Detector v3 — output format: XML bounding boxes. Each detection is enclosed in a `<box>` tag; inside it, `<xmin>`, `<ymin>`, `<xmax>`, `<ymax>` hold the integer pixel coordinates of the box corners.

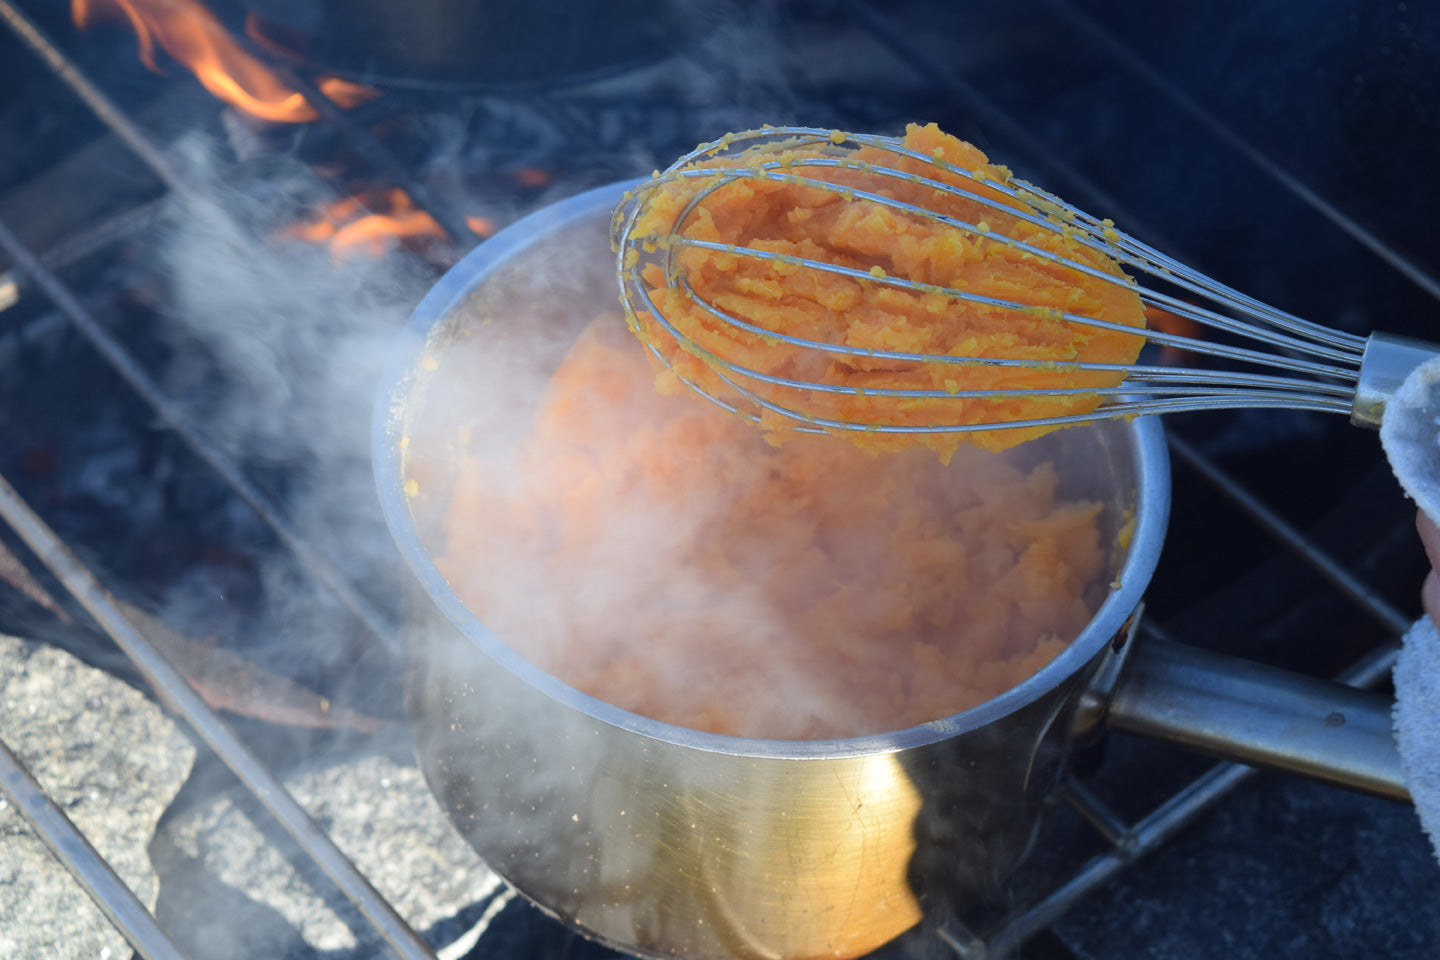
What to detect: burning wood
<box><xmin>277</xmin><ymin>188</ymin><xmax>494</xmax><ymax>260</ymax></box>
<box><xmin>512</xmin><ymin>167</ymin><xmax>552</xmax><ymax>188</ymax></box>
<box><xmin>71</xmin><ymin>0</ymin><xmax>377</xmax><ymax>123</ymax></box>
<box><xmin>115</xmin><ymin>599</ymin><xmax>385</xmax><ymax>733</ymax></box>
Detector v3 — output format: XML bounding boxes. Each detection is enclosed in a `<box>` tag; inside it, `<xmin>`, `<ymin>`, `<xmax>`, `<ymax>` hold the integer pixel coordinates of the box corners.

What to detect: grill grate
<box><xmin>0</xmin><ymin>1</ymin><xmax>1433</xmax><ymax>957</ymax></box>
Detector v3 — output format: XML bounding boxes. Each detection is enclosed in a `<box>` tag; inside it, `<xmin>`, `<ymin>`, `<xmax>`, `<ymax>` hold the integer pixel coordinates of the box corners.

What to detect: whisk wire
<box><xmin>630</xmin><ymin>264</ymin><xmax>1355</xmax><ymax>411</ymax></box>
<box><xmin>651</xmin><ymin>156</ymin><xmax>1364</xmax><ymax>368</ymax></box>
<box><xmin>616</xmin><ymin>126</ymin><xmax>1381</xmax><ymax>439</ymax></box>
<box><xmin>717</xmin><ymin>129</ymin><xmax>1368</xmax><ymax>358</ymax></box>
<box><xmin>663</xmin><ymin>236</ymin><xmax>1359</xmax><ymax>384</ymax></box>
<box><xmin>631</xmin><ymin>303</ymin><xmax>1354</xmax><ymax>440</ymax></box>
<box><xmin>708</xmin><ymin>360</ymin><xmax>1354</xmax><ymax>435</ymax></box>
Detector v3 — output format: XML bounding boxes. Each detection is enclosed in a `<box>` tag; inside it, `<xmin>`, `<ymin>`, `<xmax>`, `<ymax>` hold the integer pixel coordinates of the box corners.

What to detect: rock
<box><xmin>154</xmin><ymin>751</ymin><xmax>502</xmax><ymax>957</ymax></box>
<box><xmin>0</xmin><ymin>633</ymin><xmax>195</xmax><ymax>958</ymax></box>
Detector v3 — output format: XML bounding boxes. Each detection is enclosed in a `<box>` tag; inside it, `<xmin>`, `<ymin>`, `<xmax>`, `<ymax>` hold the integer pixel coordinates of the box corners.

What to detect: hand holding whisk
<box><xmin>612</xmin><ymin>123</ymin><xmax>1439</xmax><ymax>457</ymax></box>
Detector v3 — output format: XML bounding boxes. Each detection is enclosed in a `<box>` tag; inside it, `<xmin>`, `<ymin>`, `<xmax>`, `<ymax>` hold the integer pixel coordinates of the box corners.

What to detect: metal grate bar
<box><xmin>0</xmin><ymin>0</ymin><xmax>193</xmax><ymax>200</ymax></box>
<box><xmin>839</xmin><ymin>0</ymin><xmax>1163</xmax><ymax>248</ymax></box>
<box><xmin>973</xmin><ymin>628</ymin><xmax>1402</xmax><ymax>957</ymax></box>
<box><xmin>1062</xmin><ymin>781</ymin><xmax>1131</xmax><ymax>852</ymax></box>
<box><xmin>0</xmin><ymin>197</ymin><xmax>167</xmax><ymax>315</ymax></box>
<box><xmin>0</xmin><ymin>737</ymin><xmax>192</xmax><ymax>960</ymax></box>
<box><xmin>1167</xmin><ymin>433</ymin><xmax>1412</xmax><ymax>636</ymax></box>
<box><xmin>1044</xmin><ymin>0</ymin><xmax>1440</xmax><ymax>305</ymax></box>
<box><xmin>0</xmin><ymin>215</ymin><xmax>400</xmax><ymax>648</ymax></box>
<box><xmin>0</xmin><ymin>470</ymin><xmax>436</xmax><ymax>960</ymax></box>
<box><xmin>985</xmin><ymin>761</ymin><xmax>1257</xmax><ymax>957</ymax></box>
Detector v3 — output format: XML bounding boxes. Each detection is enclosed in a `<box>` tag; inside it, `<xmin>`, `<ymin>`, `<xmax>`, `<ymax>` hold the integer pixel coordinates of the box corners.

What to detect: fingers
<box><xmin>1418</xmin><ymin>509</ymin><xmax>1440</xmax><ymax>573</ymax></box>
<box><xmin>1415</xmin><ymin>511</ymin><xmax>1440</xmax><ymax>631</ymax></box>
<box><xmin>1425</xmin><ymin>571</ymin><xmax>1440</xmax><ymax>632</ymax></box>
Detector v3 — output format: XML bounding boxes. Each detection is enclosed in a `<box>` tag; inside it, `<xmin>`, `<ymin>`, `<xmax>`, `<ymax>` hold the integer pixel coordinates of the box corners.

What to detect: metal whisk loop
<box><xmin>614</xmin><ymin>126</ymin><xmax>1387</xmax><ymax>438</ymax></box>
<box><xmin>659</xmin><ymin>339</ymin><xmax>1353</xmax><ymax>437</ymax></box>
<box><xmin>672</xmin><ymin>136</ymin><xmax>1362</xmax><ymax>363</ymax></box>
<box><xmin>663</xmin><ymin>236</ymin><xmax>1357</xmax><ymax>382</ymax></box>
<box><xmin>1008</xmin><ymin>174</ymin><xmax>1364</xmax><ymax>353</ymax></box>
<box><xmin>654</xmin><ymin>128</ymin><xmax>1366</xmax><ymax>354</ymax></box>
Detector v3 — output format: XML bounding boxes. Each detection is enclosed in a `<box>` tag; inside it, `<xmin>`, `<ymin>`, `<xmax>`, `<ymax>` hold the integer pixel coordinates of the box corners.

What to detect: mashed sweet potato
<box><xmin>624</xmin><ymin>123</ymin><xmax>1146</xmax><ymax>458</ymax></box>
<box><xmin>435</xmin><ymin>312</ymin><xmax>1109</xmax><ymax>740</ymax></box>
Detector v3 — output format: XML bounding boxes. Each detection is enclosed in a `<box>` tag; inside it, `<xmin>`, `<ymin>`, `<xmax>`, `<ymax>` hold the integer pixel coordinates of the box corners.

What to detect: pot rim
<box><xmin>373</xmin><ymin>180</ymin><xmax>1172</xmax><ymax>760</ymax></box>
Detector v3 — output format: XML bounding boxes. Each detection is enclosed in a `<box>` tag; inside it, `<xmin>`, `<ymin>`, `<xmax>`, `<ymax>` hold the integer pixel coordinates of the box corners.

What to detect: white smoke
<box><xmin>154</xmin><ymin>136</ymin><xmax>434</xmax><ymax>657</ymax></box>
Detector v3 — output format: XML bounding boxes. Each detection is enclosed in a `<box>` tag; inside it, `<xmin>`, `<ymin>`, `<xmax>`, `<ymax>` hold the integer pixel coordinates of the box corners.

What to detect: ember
<box><xmin>512</xmin><ymin>167</ymin><xmax>552</xmax><ymax>187</ymax></box>
<box><xmin>1144</xmin><ymin>303</ymin><xmax>1205</xmax><ymax>366</ymax></box>
<box><xmin>276</xmin><ymin>187</ymin><xmax>495</xmax><ymax>260</ymax></box>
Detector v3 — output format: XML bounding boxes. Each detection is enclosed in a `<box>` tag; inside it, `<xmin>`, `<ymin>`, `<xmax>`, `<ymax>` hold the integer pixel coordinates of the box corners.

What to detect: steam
<box><xmin>156</xmin><ymin>137</ymin><xmax>429</xmax><ymax>666</ymax></box>
<box><xmin>407</xmin><ymin>185</ymin><xmax>1107</xmax><ymax>742</ymax></box>
<box><xmin>147</xmin><ymin>134</ymin><xmax>526</xmax><ymax>953</ymax></box>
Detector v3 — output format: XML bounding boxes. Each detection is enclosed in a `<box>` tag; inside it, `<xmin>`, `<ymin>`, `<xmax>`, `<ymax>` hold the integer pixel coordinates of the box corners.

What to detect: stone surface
<box><xmin>0</xmin><ymin>633</ymin><xmax>195</xmax><ymax>958</ymax></box>
<box><xmin>153</xmin><ymin>750</ymin><xmax>503</xmax><ymax>958</ymax></box>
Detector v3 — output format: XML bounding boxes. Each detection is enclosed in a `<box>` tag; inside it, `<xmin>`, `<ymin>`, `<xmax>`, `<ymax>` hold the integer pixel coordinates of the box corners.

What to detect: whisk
<box><xmin>611</xmin><ymin>126</ymin><xmax>1439</xmax><ymax>448</ymax></box>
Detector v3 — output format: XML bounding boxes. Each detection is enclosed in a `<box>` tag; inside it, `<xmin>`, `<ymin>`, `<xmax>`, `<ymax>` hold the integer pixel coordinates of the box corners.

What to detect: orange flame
<box><xmin>1144</xmin><ymin>305</ymin><xmax>1204</xmax><ymax>366</ymax></box>
<box><xmin>464</xmin><ymin>215</ymin><xmax>497</xmax><ymax>237</ymax></box>
<box><xmin>277</xmin><ymin>188</ymin><xmax>495</xmax><ymax>260</ymax></box>
<box><xmin>513</xmin><ymin>167</ymin><xmax>552</xmax><ymax>188</ymax></box>
<box><xmin>73</xmin><ymin>0</ymin><xmax>377</xmax><ymax>123</ymax></box>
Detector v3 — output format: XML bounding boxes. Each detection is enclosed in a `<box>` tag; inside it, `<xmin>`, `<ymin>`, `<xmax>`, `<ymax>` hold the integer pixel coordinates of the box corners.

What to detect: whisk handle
<box><xmin>1352</xmin><ymin>332</ymin><xmax>1440</xmax><ymax>429</ymax></box>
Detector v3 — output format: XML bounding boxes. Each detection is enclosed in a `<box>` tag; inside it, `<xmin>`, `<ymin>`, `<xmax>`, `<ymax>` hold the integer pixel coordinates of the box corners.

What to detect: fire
<box><xmin>72</xmin><ymin>0</ymin><xmax>377</xmax><ymax>123</ymax></box>
<box><xmin>1143</xmin><ymin>304</ymin><xmax>1204</xmax><ymax>366</ymax></box>
<box><xmin>513</xmin><ymin>167</ymin><xmax>552</xmax><ymax>188</ymax></box>
<box><xmin>278</xmin><ymin>188</ymin><xmax>495</xmax><ymax>260</ymax></box>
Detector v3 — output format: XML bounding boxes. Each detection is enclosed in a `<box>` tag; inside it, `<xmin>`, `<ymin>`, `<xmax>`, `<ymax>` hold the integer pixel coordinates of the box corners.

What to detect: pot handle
<box><xmin>1094</xmin><ymin>636</ymin><xmax>1408</xmax><ymax>803</ymax></box>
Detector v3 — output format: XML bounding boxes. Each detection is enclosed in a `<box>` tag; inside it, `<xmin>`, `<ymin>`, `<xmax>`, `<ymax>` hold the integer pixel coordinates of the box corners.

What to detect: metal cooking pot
<box><xmin>374</xmin><ymin>182</ymin><xmax>1405</xmax><ymax>960</ymax></box>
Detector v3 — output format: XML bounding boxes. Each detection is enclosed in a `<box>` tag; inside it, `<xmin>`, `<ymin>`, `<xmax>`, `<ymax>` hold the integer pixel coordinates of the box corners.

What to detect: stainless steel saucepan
<box><xmin>373</xmin><ymin>182</ymin><xmax>1404</xmax><ymax>960</ymax></box>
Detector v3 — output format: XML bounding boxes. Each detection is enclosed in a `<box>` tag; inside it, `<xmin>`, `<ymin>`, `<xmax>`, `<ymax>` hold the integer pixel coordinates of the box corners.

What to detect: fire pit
<box><xmin>0</xmin><ymin>0</ymin><xmax>1437</xmax><ymax>958</ymax></box>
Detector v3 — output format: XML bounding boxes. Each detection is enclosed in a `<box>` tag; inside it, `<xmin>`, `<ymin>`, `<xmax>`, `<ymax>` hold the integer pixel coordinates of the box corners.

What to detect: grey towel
<box><xmin>1378</xmin><ymin>356</ymin><xmax>1440</xmax><ymax>861</ymax></box>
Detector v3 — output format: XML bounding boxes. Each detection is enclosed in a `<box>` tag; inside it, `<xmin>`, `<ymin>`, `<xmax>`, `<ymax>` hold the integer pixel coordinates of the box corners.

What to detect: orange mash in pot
<box><xmin>435</xmin><ymin>313</ymin><xmax>1108</xmax><ymax>740</ymax></box>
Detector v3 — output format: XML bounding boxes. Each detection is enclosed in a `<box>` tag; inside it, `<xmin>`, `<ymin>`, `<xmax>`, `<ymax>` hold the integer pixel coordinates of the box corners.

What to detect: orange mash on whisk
<box><xmin>623</xmin><ymin>123</ymin><xmax>1146</xmax><ymax>457</ymax></box>
<box><xmin>436</xmin><ymin>313</ymin><xmax>1108</xmax><ymax>740</ymax></box>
